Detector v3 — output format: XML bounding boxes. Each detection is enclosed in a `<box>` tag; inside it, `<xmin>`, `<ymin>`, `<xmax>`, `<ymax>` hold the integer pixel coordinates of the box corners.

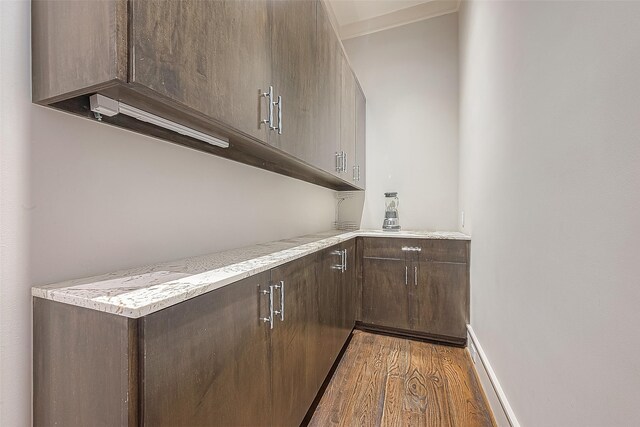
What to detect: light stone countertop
<box><xmin>32</xmin><ymin>229</ymin><xmax>470</xmax><ymax>318</ymax></box>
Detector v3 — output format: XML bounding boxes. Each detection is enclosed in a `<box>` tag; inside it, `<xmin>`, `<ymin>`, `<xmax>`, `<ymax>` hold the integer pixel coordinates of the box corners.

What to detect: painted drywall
<box><xmin>344</xmin><ymin>13</ymin><xmax>459</xmax><ymax>231</ymax></box>
<box><xmin>0</xmin><ymin>1</ymin><xmax>335</xmax><ymax>424</ymax></box>
<box><xmin>459</xmin><ymin>1</ymin><xmax>640</xmax><ymax>426</ymax></box>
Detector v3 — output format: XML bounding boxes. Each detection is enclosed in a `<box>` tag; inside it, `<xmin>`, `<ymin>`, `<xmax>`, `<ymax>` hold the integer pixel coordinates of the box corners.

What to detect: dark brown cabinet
<box><xmin>268</xmin><ymin>0</ymin><xmax>317</xmax><ymax>161</ymax></box>
<box><xmin>34</xmin><ymin>252</ymin><xmax>351</xmax><ymax>426</ymax></box>
<box><xmin>317</xmin><ymin>245</ymin><xmax>346</xmax><ymax>378</ymax></box>
<box><xmin>270</xmin><ymin>255</ymin><xmax>320</xmax><ymax>427</ymax></box>
<box><xmin>141</xmin><ymin>272</ymin><xmax>273</xmax><ymax>426</ymax></box>
<box><xmin>354</xmin><ymin>83</ymin><xmax>366</xmax><ymax>187</ymax></box>
<box><xmin>340</xmin><ymin>238</ymin><xmax>358</xmax><ymax>334</ymax></box>
<box><xmin>32</xmin><ymin>0</ymin><xmax>365</xmax><ymax>191</ymax></box>
<box><xmin>339</xmin><ymin>55</ymin><xmax>357</xmax><ymax>180</ymax></box>
<box><xmin>314</xmin><ymin>1</ymin><xmax>342</xmax><ymax>176</ymax></box>
<box><xmin>144</xmin><ymin>255</ymin><xmax>328</xmax><ymax>427</ymax></box>
<box><xmin>130</xmin><ymin>0</ymin><xmax>272</xmax><ymax>144</ymax></box>
<box><xmin>362</xmin><ymin>257</ymin><xmax>411</xmax><ymax>330</ymax></box>
<box><xmin>410</xmin><ymin>260</ymin><xmax>469</xmax><ymax>339</ymax></box>
<box><xmin>316</xmin><ymin>241</ymin><xmax>357</xmax><ymax>385</ymax></box>
<box><xmin>34</xmin><ymin>236</ymin><xmax>468</xmax><ymax>425</ymax></box>
<box><xmin>360</xmin><ymin>238</ymin><xmax>470</xmax><ymax>345</ymax></box>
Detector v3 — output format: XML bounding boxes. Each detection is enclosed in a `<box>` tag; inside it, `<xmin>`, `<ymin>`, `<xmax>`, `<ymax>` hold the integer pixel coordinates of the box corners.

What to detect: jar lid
<box><xmin>384</xmin><ymin>192</ymin><xmax>398</xmax><ymax>197</ymax></box>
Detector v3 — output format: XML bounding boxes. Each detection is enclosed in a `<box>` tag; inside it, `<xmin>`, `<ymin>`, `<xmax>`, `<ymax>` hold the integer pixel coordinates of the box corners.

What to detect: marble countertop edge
<box><xmin>32</xmin><ymin>229</ymin><xmax>468</xmax><ymax>318</ymax></box>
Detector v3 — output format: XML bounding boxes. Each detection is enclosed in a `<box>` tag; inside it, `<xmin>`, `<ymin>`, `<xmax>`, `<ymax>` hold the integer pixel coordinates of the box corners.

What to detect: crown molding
<box><xmin>338</xmin><ymin>0</ymin><xmax>460</xmax><ymax>40</ymax></box>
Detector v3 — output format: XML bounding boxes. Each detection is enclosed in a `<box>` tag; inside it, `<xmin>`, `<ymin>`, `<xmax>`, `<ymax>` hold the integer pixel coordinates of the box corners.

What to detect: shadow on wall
<box><xmin>335</xmin><ymin>191</ymin><xmax>366</xmax><ymax>230</ymax></box>
<box><xmin>28</xmin><ymin>105</ymin><xmax>336</xmax><ymax>285</ymax></box>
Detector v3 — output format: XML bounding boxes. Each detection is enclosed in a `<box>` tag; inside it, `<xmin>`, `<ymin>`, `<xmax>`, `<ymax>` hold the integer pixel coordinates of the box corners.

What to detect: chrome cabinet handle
<box><xmin>260</xmin><ymin>285</ymin><xmax>274</xmax><ymax>329</ymax></box>
<box><xmin>414</xmin><ymin>266</ymin><xmax>418</xmax><ymax>286</ymax></box>
<box><xmin>280</xmin><ymin>281</ymin><xmax>284</xmax><ymax>321</ymax></box>
<box><xmin>261</xmin><ymin>86</ymin><xmax>274</xmax><ymax>130</ymax></box>
<box><xmin>405</xmin><ymin>266</ymin><xmax>408</xmax><ymax>285</ymax></box>
<box><xmin>335</xmin><ymin>152</ymin><xmax>344</xmax><ymax>172</ymax></box>
<box><xmin>331</xmin><ymin>249</ymin><xmax>347</xmax><ymax>272</ymax></box>
<box><xmin>401</xmin><ymin>246</ymin><xmax>422</xmax><ymax>252</ymax></box>
<box><xmin>358</xmin><ymin>165</ymin><xmax>361</xmax><ymax>181</ymax></box>
<box><xmin>335</xmin><ymin>152</ymin><xmax>348</xmax><ymax>173</ymax></box>
<box><xmin>274</xmin><ymin>95</ymin><xmax>282</xmax><ymax>135</ymax></box>
<box><xmin>274</xmin><ymin>280</ymin><xmax>284</xmax><ymax>321</ymax></box>
<box><xmin>331</xmin><ymin>250</ymin><xmax>343</xmax><ymax>270</ymax></box>
<box><xmin>353</xmin><ymin>165</ymin><xmax>357</xmax><ymax>181</ymax></box>
<box><xmin>342</xmin><ymin>249</ymin><xmax>347</xmax><ymax>272</ymax></box>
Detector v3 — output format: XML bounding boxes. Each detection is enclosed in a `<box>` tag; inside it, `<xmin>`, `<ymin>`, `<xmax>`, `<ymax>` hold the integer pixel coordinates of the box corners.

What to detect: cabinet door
<box><xmin>268</xmin><ymin>0</ymin><xmax>317</xmax><ymax>160</ymax></box>
<box><xmin>316</xmin><ymin>245</ymin><xmax>345</xmax><ymax>383</ymax></box>
<box><xmin>141</xmin><ymin>272</ymin><xmax>272</xmax><ymax>426</ymax></box>
<box><xmin>340</xmin><ymin>55</ymin><xmax>356</xmax><ymax>178</ymax></box>
<box><xmin>270</xmin><ymin>255</ymin><xmax>319</xmax><ymax>427</ymax></box>
<box><xmin>361</xmin><ymin>258</ymin><xmax>410</xmax><ymax>330</ymax></box>
<box><xmin>411</xmin><ymin>261</ymin><xmax>469</xmax><ymax>339</ymax></box>
<box><xmin>131</xmin><ymin>0</ymin><xmax>272</xmax><ymax>143</ymax></box>
<box><xmin>340</xmin><ymin>239</ymin><xmax>357</xmax><ymax>336</ymax></box>
<box><xmin>314</xmin><ymin>1</ymin><xmax>342</xmax><ymax>175</ymax></box>
<box><xmin>354</xmin><ymin>83</ymin><xmax>366</xmax><ymax>188</ymax></box>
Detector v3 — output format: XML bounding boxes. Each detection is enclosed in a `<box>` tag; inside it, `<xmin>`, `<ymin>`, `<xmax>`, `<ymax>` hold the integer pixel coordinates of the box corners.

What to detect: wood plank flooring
<box><xmin>309</xmin><ymin>330</ymin><xmax>496</xmax><ymax>427</ymax></box>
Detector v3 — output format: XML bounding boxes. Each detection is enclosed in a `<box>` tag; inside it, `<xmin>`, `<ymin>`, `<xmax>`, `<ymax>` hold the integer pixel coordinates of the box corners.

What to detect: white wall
<box><xmin>0</xmin><ymin>1</ymin><xmax>335</xmax><ymax>424</ymax></box>
<box><xmin>344</xmin><ymin>14</ymin><xmax>459</xmax><ymax>231</ymax></box>
<box><xmin>459</xmin><ymin>1</ymin><xmax>640</xmax><ymax>426</ymax></box>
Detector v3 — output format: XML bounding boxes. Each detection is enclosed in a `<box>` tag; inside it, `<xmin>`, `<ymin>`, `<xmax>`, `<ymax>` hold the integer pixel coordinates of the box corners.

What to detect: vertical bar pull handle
<box><xmin>343</xmin><ymin>249</ymin><xmax>347</xmax><ymax>272</ymax></box>
<box><xmin>261</xmin><ymin>86</ymin><xmax>274</xmax><ymax>129</ymax></box>
<box><xmin>275</xmin><ymin>95</ymin><xmax>282</xmax><ymax>135</ymax></box>
<box><xmin>274</xmin><ymin>281</ymin><xmax>285</xmax><ymax>321</ymax></box>
<box><xmin>405</xmin><ymin>266</ymin><xmax>408</xmax><ymax>285</ymax></box>
<box><xmin>260</xmin><ymin>286</ymin><xmax>274</xmax><ymax>329</ymax></box>
<box><xmin>414</xmin><ymin>266</ymin><xmax>418</xmax><ymax>286</ymax></box>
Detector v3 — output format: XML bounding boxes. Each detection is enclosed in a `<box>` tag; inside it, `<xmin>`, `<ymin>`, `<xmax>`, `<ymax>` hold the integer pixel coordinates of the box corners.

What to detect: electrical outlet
<box><xmin>469</xmin><ymin>339</ymin><xmax>478</xmax><ymax>364</ymax></box>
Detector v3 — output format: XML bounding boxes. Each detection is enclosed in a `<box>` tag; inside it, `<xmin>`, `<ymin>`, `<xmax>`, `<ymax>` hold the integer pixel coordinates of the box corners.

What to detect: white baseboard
<box><xmin>467</xmin><ymin>325</ymin><xmax>521</xmax><ymax>427</ymax></box>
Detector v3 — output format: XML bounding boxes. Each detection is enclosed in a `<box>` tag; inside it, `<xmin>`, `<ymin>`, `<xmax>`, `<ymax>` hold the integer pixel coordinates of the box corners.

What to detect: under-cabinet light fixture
<box><xmin>89</xmin><ymin>94</ymin><xmax>230</xmax><ymax>148</ymax></box>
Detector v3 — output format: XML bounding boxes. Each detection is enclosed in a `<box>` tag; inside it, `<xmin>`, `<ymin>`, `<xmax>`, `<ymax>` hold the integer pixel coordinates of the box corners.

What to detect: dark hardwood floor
<box><xmin>309</xmin><ymin>330</ymin><xmax>496</xmax><ymax>427</ymax></box>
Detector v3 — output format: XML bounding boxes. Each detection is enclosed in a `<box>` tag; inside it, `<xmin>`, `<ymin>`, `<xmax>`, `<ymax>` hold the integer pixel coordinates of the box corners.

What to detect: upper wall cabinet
<box><xmin>130</xmin><ymin>0</ymin><xmax>272</xmax><ymax>144</ymax></box>
<box><xmin>32</xmin><ymin>0</ymin><xmax>365</xmax><ymax>191</ymax></box>
<box><xmin>336</xmin><ymin>54</ymin><xmax>366</xmax><ymax>189</ymax></box>
<box><xmin>268</xmin><ymin>0</ymin><xmax>317</xmax><ymax>164</ymax></box>
<box><xmin>314</xmin><ymin>1</ymin><xmax>342</xmax><ymax>177</ymax></box>
<box><xmin>339</xmin><ymin>55</ymin><xmax>357</xmax><ymax>184</ymax></box>
<box><xmin>354</xmin><ymin>83</ymin><xmax>366</xmax><ymax>188</ymax></box>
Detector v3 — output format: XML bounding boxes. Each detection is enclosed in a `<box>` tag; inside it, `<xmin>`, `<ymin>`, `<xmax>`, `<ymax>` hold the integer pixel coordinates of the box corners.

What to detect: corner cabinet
<box><xmin>360</xmin><ymin>238</ymin><xmax>470</xmax><ymax>345</ymax></box>
<box><xmin>32</xmin><ymin>0</ymin><xmax>365</xmax><ymax>191</ymax></box>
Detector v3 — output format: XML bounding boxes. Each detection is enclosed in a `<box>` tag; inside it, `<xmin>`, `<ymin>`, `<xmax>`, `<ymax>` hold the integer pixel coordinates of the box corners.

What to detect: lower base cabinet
<box><xmin>410</xmin><ymin>260</ymin><xmax>469</xmax><ymax>340</ymax></box>
<box><xmin>142</xmin><ymin>272</ymin><xmax>273</xmax><ymax>426</ymax></box>
<box><xmin>33</xmin><ymin>236</ymin><xmax>467</xmax><ymax>426</ymax></box>
<box><xmin>270</xmin><ymin>256</ymin><xmax>320</xmax><ymax>426</ymax></box>
<box><xmin>361</xmin><ymin>257</ymin><xmax>411</xmax><ymax>330</ymax></box>
<box><xmin>360</xmin><ymin>238</ymin><xmax>470</xmax><ymax>345</ymax></box>
<box><xmin>34</xmin><ymin>242</ymin><xmax>358</xmax><ymax>427</ymax></box>
<box><xmin>317</xmin><ymin>240</ymin><xmax>357</xmax><ymax>384</ymax></box>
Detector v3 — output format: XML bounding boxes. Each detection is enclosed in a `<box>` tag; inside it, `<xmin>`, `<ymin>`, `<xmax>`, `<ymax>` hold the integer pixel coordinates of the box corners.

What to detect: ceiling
<box><xmin>326</xmin><ymin>0</ymin><xmax>460</xmax><ymax>40</ymax></box>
